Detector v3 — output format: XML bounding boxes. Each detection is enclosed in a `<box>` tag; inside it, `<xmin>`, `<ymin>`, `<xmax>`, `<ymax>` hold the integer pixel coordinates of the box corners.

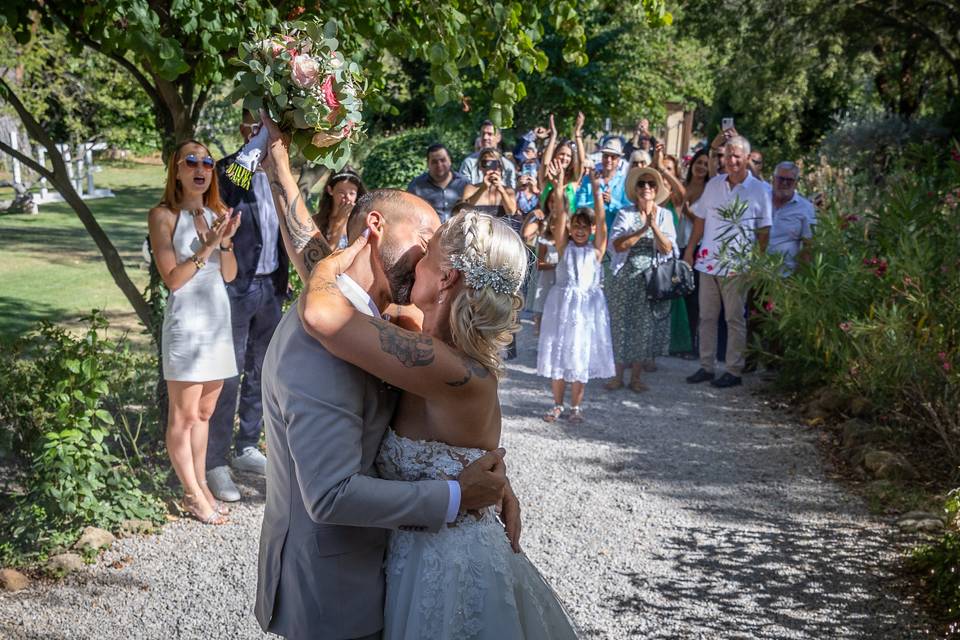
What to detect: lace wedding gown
<box><xmin>376</xmin><ymin>429</ymin><xmax>580</xmax><ymax>640</ymax></box>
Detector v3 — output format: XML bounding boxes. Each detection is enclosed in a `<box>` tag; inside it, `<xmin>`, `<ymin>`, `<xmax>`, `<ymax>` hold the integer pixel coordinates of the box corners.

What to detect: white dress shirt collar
<box><xmin>335</xmin><ymin>273</ymin><xmax>382</xmax><ymax>319</ymax></box>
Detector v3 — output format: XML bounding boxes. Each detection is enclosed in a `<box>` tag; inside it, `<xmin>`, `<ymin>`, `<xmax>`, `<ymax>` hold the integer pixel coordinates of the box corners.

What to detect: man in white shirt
<box><xmin>768</xmin><ymin>161</ymin><xmax>816</xmax><ymax>275</ymax></box>
<box><xmin>459</xmin><ymin>120</ymin><xmax>517</xmax><ymax>188</ymax></box>
<box><xmin>683</xmin><ymin>135</ymin><xmax>772</xmax><ymax>388</ymax></box>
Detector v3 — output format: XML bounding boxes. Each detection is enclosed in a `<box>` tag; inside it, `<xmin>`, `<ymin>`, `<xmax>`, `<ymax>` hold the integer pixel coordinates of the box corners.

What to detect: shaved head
<box><xmin>347</xmin><ymin>189</ymin><xmax>440</xmax><ymax>304</ymax></box>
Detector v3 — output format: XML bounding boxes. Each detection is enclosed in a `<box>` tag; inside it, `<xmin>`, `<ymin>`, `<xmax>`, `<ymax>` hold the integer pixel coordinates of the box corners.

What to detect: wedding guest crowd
<box><xmin>150</xmin><ymin>111</ymin><xmax>817</xmax><ymax>470</ymax></box>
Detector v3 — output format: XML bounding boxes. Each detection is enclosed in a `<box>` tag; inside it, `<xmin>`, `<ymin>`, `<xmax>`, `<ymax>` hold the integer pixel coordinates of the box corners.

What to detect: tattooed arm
<box><xmin>259</xmin><ymin>115</ymin><xmax>332</xmax><ymax>281</ymax></box>
<box><xmin>297</xmin><ymin>234</ymin><xmax>496</xmax><ymax>402</ymax></box>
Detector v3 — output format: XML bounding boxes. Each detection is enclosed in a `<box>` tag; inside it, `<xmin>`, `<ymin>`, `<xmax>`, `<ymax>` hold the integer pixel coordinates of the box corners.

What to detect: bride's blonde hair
<box><xmin>437</xmin><ymin>210</ymin><xmax>528</xmax><ymax>378</ymax></box>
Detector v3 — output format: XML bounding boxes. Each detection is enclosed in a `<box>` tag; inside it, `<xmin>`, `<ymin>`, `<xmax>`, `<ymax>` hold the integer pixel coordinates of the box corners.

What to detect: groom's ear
<box><xmin>364</xmin><ymin>210</ymin><xmax>386</xmax><ymax>244</ymax></box>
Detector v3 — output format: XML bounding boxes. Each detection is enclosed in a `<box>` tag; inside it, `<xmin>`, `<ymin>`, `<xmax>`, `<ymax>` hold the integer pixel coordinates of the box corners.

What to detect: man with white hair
<box><xmin>683</xmin><ymin>135</ymin><xmax>771</xmax><ymax>388</ymax></box>
<box><xmin>768</xmin><ymin>161</ymin><xmax>815</xmax><ymax>274</ymax></box>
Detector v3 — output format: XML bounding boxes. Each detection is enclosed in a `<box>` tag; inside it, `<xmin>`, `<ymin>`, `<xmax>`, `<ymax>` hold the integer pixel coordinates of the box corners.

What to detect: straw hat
<box><xmin>626</xmin><ymin>166</ymin><xmax>670</xmax><ymax>205</ymax></box>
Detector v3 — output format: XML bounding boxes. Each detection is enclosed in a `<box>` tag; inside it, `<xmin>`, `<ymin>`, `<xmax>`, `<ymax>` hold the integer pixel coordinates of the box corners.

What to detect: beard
<box><xmin>380</xmin><ymin>236</ymin><xmax>417</xmax><ymax>305</ymax></box>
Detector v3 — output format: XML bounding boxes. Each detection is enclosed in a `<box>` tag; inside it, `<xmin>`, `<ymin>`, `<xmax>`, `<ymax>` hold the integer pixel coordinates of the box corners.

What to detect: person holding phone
<box><xmin>147</xmin><ymin>139</ymin><xmax>242</xmax><ymax>524</ymax></box>
<box><xmin>462</xmin><ymin>148</ymin><xmax>518</xmax><ymax>218</ymax></box>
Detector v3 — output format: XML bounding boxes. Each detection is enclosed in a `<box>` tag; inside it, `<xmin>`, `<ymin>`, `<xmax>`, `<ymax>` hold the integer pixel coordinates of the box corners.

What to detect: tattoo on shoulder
<box><xmin>369</xmin><ymin>319</ymin><xmax>435</xmax><ymax>368</ymax></box>
<box><xmin>445</xmin><ymin>355</ymin><xmax>490</xmax><ymax>387</ymax></box>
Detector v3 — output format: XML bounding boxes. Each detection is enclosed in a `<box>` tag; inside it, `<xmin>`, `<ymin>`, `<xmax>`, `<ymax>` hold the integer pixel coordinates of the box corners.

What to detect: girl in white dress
<box><xmin>148</xmin><ymin>140</ymin><xmax>241</xmax><ymax>525</ymax></box>
<box><xmin>536</xmin><ymin>162</ymin><xmax>616</xmax><ymax>423</ymax></box>
<box><xmin>297</xmin><ymin>209</ymin><xmax>580</xmax><ymax>639</ymax></box>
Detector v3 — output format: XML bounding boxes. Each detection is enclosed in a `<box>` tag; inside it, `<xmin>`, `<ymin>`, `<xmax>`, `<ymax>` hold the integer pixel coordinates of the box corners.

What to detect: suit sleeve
<box><xmin>279</xmin><ymin>345</ymin><xmax>450</xmax><ymax>532</ymax></box>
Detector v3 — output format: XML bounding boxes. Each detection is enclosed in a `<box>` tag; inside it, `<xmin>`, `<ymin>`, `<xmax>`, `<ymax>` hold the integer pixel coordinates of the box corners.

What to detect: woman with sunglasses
<box><xmin>148</xmin><ymin>140</ymin><xmax>242</xmax><ymax>524</ymax></box>
<box><xmin>604</xmin><ymin>166</ymin><xmax>677</xmax><ymax>392</ymax></box>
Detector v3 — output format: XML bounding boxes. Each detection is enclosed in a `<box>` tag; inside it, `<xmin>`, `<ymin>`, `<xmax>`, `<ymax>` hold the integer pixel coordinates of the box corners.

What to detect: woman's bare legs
<box><xmin>192</xmin><ymin>381</ymin><xmax>227</xmax><ymax>515</ymax></box>
<box><xmin>605</xmin><ymin>363</ymin><xmax>625</xmax><ymax>390</ymax></box>
<box><xmin>166</xmin><ymin>380</ymin><xmax>225</xmax><ymax>524</ymax></box>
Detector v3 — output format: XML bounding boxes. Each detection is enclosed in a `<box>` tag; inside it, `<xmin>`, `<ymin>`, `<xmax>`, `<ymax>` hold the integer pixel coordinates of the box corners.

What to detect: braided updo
<box><xmin>437</xmin><ymin>210</ymin><xmax>529</xmax><ymax>378</ymax></box>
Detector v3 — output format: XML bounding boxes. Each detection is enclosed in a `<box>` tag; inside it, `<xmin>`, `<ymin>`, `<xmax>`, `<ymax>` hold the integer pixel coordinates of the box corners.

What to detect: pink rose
<box><xmin>291</xmin><ymin>54</ymin><xmax>320</xmax><ymax>88</ymax></box>
<box><xmin>320</xmin><ymin>75</ymin><xmax>340</xmax><ymax>109</ymax></box>
<box><xmin>341</xmin><ymin>120</ymin><xmax>355</xmax><ymax>138</ymax></box>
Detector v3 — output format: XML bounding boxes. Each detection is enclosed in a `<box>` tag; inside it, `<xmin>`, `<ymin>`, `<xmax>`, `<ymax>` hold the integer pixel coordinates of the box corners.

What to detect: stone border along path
<box><xmin>0</xmin><ymin>321</ymin><xmax>932</xmax><ymax>639</ymax></box>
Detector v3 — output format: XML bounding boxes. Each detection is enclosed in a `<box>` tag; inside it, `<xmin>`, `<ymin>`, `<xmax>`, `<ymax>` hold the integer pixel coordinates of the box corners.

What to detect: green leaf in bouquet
<box><xmin>249</xmin><ymin>59</ymin><xmax>264</xmax><ymax>74</ymax></box>
<box><xmin>270</xmin><ymin>80</ymin><xmax>283</xmax><ymax>96</ymax></box>
<box><xmin>292</xmin><ymin>110</ymin><xmax>309</xmax><ymax>129</ymax></box>
<box><xmin>275</xmin><ymin>93</ymin><xmax>288</xmax><ymax>109</ymax></box>
<box><xmin>307</xmin><ymin>21</ymin><xmax>324</xmax><ymax>44</ymax></box>
<box><xmin>243</xmin><ymin>95</ymin><xmax>264</xmax><ymax>113</ymax></box>
<box><xmin>324</xmin><ymin>19</ymin><xmax>339</xmax><ymax>40</ymax></box>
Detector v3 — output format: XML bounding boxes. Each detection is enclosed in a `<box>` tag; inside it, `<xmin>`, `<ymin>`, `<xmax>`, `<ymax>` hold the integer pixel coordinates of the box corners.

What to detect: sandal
<box><xmin>182</xmin><ymin>493</ymin><xmax>227</xmax><ymax>525</ymax></box>
<box><xmin>566</xmin><ymin>406</ymin><xmax>584</xmax><ymax>424</ymax></box>
<box><xmin>604</xmin><ymin>378</ymin><xmax>623</xmax><ymax>391</ymax></box>
<box><xmin>200</xmin><ymin>481</ymin><xmax>230</xmax><ymax>515</ymax></box>
<box><xmin>543</xmin><ymin>405</ymin><xmax>564</xmax><ymax>423</ymax></box>
<box><xmin>629</xmin><ymin>380</ymin><xmax>649</xmax><ymax>393</ymax></box>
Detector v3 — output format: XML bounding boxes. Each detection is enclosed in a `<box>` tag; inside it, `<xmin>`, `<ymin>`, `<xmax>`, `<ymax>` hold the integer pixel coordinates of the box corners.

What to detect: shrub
<box><xmin>746</xmin><ymin>141</ymin><xmax>960</xmax><ymax>460</ymax></box>
<box><xmin>0</xmin><ymin>313</ymin><xmax>166</xmax><ymax>565</ymax></box>
<box><xmin>819</xmin><ymin>113</ymin><xmax>950</xmax><ymax>186</ymax></box>
<box><xmin>360</xmin><ymin>127</ymin><xmax>473</xmax><ymax>190</ymax></box>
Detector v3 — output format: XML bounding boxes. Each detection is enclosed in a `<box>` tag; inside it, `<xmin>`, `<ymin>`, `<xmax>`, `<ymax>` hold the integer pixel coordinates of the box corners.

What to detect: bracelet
<box><xmin>219</xmin><ymin>243</ymin><xmax>233</xmax><ymax>252</ymax></box>
<box><xmin>191</xmin><ymin>254</ymin><xmax>205</xmax><ymax>270</ymax></box>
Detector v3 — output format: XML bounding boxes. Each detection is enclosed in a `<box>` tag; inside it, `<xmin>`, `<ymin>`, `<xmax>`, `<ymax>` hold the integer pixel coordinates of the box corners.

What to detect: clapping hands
<box><xmin>202</xmin><ymin>208</ymin><xmax>241</xmax><ymax>249</ymax></box>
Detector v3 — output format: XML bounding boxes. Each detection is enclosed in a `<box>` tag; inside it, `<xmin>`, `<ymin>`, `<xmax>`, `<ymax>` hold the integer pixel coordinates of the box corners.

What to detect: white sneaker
<box><xmin>232</xmin><ymin>446</ymin><xmax>267</xmax><ymax>476</ymax></box>
<box><xmin>206</xmin><ymin>465</ymin><xmax>241</xmax><ymax>502</ymax></box>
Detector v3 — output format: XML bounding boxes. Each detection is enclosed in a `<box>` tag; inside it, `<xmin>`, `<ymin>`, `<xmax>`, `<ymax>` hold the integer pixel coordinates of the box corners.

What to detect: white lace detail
<box><xmin>376</xmin><ymin>429</ymin><xmax>579</xmax><ymax>640</ymax></box>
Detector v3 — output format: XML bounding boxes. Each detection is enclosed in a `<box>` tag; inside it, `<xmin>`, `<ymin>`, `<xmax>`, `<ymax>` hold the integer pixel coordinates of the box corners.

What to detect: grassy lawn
<box><xmin>0</xmin><ymin>159</ymin><xmax>166</xmax><ymax>340</ymax></box>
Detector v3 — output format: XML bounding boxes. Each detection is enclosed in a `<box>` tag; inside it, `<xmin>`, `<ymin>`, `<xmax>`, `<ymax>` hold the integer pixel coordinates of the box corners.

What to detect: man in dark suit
<box><xmin>207</xmin><ymin>111</ymin><xmax>289</xmax><ymax>501</ymax></box>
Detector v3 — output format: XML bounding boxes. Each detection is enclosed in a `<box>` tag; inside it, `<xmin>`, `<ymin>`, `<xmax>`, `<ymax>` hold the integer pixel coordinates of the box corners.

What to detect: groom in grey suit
<box><xmin>255</xmin><ymin>176</ymin><xmax>510</xmax><ymax>640</ymax></box>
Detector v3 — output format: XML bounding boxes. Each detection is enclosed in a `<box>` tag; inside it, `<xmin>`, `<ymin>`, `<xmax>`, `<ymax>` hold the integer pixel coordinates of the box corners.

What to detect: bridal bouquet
<box><xmin>227</xmin><ymin>19</ymin><xmax>364</xmax><ymax>188</ymax></box>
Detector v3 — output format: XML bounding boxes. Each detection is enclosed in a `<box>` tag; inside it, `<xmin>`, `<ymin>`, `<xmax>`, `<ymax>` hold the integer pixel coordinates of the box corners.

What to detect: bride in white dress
<box><xmin>298</xmin><ymin>209</ymin><xmax>579</xmax><ymax>639</ymax></box>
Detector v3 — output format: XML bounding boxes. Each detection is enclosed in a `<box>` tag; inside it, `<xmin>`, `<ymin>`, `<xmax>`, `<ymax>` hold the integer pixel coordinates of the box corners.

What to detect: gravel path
<box><xmin>0</xmin><ymin>322</ymin><xmax>931</xmax><ymax>639</ymax></box>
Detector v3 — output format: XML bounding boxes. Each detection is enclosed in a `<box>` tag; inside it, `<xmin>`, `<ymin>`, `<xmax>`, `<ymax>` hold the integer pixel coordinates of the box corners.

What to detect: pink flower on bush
<box><xmin>952</xmin><ymin>148</ymin><xmax>960</xmax><ymax>163</ymax></box>
<box><xmin>763</xmin><ymin>300</ymin><xmax>775</xmax><ymax>312</ymax></box>
<box><xmin>291</xmin><ymin>54</ymin><xmax>320</xmax><ymax>88</ymax></box>
<box><xmin>945</xmin><ymin>362</ymin><xmax>953</xmax><ymax>372</ymax></box>
<box><xmin>839</xmin><ymin>321</ymin><xmax>852</xmax><ymax>332</ymax></box>
<box><xmin>320</xmin><ymin>75</ymin><xmax>340</xmax><ymax>109</ymax></box>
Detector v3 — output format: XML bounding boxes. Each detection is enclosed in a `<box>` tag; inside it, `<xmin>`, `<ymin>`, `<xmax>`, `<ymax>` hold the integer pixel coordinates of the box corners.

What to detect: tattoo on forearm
<box><xmin>369</xmin><ymin>319</ymin><xmax>435</xmax><ymax>367</ymax></box>
<box><xmin>446</xmin><ymin>355</ymin><xmax>490</xmax><ymax>387</ymax></box>
<box><xmin>271</xmin><ymin>179</ymin><xmax>332</xmax><ymax>270</ymax></box>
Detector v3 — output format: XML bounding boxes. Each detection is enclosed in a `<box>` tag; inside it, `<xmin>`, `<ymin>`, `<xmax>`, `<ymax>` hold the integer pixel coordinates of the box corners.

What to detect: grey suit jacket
<box><xmin>255</xmin><ymin>303</ymin><xmax>450</xmax><ymax>640</ymax></box>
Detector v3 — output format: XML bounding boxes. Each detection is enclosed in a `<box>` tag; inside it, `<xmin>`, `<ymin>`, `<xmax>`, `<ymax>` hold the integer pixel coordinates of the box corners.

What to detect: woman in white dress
<box><xmin>298</xmin><ymin>211</ymin><xmax>580</xmax><ymax>639</ymax></box>
<box><xmin>147</xmin><ymin>140</ymin><xmax>241</xmax><ymax>525</ymax></box>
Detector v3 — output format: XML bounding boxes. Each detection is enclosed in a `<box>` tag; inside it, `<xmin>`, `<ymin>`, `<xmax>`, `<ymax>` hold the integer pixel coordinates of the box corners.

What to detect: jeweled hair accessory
<box><xmin>450</xmin><ymin>253</ymin><xmax>521</xmax><ymax>295</ymax></box>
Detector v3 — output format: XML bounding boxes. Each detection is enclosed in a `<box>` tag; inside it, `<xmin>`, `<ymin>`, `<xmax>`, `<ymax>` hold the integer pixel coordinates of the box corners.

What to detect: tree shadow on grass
<box><xmin>0</xmin><ymin>187</ymin><xmax>160</xmax><ymax>263</ymax></box>
<box><xmin>0</xmin><ymin>295</ymin><xmax>62</xmax><ymax>342</ymax></box>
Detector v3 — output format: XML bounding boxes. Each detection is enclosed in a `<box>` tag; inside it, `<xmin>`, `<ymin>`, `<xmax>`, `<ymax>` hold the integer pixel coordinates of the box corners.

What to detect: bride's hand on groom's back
<box><xmin>459</xmin><ymin>448</ymin><xmax>508</xmax><ymax>513</ymax></box>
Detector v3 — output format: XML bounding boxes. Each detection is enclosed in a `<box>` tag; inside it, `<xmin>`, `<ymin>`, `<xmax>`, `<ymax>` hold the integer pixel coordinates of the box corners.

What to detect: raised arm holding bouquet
<box><xmin>226</xmin><ymin>19</ymin><xmax>364</xmax><ymax>190</ymax></box>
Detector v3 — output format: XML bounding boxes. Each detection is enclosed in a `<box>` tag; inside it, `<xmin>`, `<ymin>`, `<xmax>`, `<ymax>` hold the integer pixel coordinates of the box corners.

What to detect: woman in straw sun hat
<box><xmin>604</xmin><ymin>166</ymin><xmax>677</xmax><ymax>392</ymax></box>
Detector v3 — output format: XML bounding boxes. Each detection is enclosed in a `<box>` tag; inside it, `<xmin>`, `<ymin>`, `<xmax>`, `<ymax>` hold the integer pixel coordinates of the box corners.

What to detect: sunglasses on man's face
<box><xmin>181</xmin><ymin>154</ymin><xmax>215</xmax><ymax>169</ymax></box>
<box><xmin>774</xmin><ymin>175</ymin><xmax>797</xmax><ymax>184</ymax></box>
<box><xmin>636</xmin><ymin>180</ymin><xmax>657</xmax><ymax>190</ymax></box>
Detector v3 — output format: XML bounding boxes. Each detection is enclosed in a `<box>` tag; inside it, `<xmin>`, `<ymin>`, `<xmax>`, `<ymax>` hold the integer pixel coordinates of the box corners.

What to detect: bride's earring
<box><xmin>437</xmin><ymin>292</ymin><xmax>445</xmax><ymax>305</ymax></box>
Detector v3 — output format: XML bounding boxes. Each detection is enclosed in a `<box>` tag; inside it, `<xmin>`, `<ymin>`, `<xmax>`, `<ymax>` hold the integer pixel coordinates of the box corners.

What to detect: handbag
<box><xmin>642</xmin><ymin>253</ymin><xmax>695</xmax><ymax>302</ymax></box>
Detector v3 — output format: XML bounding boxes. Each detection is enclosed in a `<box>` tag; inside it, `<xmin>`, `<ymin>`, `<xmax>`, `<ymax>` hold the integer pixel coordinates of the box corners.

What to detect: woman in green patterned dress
<box><xmin>604</xmin><ymin>167</ymin><xmax>677</xmax><ymax>392</ymax></box>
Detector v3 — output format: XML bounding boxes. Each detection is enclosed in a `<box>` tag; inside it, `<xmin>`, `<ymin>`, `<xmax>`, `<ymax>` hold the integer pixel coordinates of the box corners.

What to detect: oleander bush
<box><xmin>743</xmin><ymin>141</ymin><xmax>960</xmax><ymax>625</ymax></box>
<box><xmin>0</xmin><ymin>313</ymin><xmax>166</xmax><ymax>565</ymax></box>
<box><xmin>746</xmin><ymin>141</ymin><xmax>960</xmax><ymax>460</ymax></box>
